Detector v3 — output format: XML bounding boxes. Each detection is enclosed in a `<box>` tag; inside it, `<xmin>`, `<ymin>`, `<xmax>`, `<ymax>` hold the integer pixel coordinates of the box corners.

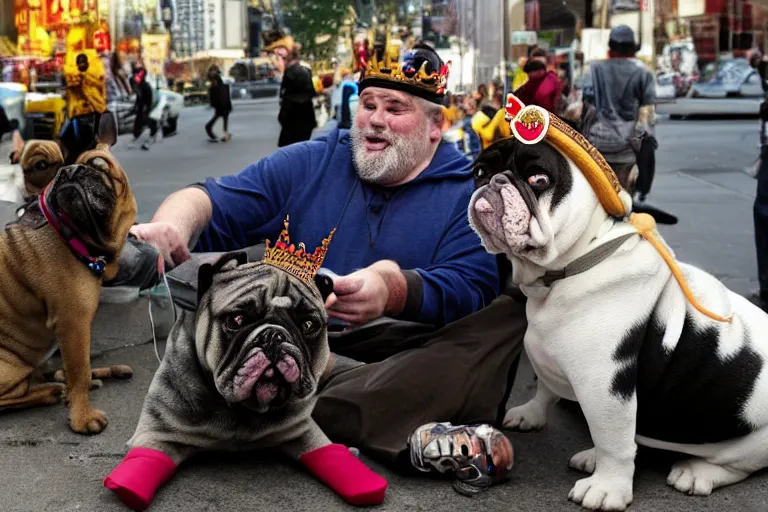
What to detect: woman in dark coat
<box><xmin>263</xmin><ymin>30</ymin><xmax>317</xmax><ymax>147</ymax></box>
<box><xmin>205</xmin><ymin>66</ymin><xmax>233</xmax><ymax>142</ymax></box>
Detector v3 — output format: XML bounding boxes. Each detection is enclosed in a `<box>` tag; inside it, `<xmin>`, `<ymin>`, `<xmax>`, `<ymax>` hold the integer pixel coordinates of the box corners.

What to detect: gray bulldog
<box><xmin>104</xmin><ymin>244</ymin><xmax>387</xmax><ymax>510</ymax></box>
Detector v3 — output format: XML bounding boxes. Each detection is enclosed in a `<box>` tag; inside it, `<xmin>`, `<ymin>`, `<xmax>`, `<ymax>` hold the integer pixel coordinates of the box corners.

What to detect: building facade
<box><xmin>172</xmin><ymin>0</ymin><xmax>206</xmax><ymax>56</ymax></box>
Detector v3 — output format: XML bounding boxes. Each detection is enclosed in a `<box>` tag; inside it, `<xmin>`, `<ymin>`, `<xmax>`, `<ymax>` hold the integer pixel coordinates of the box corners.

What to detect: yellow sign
<box><xmin>141</xmin><ymin>33</ymin><xmax>169</xmax><ymax>79</ymax></box>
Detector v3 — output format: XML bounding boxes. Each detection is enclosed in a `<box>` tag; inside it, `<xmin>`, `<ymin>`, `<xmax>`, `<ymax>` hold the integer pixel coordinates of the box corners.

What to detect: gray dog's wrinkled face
<box><xmin>195</xmin><ymin>262</ymin><xmax>329</xmax><ymax>414</ymax></box>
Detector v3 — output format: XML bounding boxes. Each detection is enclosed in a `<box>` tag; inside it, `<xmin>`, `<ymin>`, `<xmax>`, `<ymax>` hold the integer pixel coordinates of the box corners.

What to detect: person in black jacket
<box><xmin>263</xmin><ymin>30</ymin><xmax>317</xmax><ymax>147</ymax></box>
<box><xmin>131</xmin><ymin>66</ymin><xmax>158</xmax><ymax>151</ymax></box>
<box><xmin>750</xmin><ymin>51</ymin><xmax>768</xmax><ymax>312</ymax></box>
<box><xmin>205</xmin><ymin>66</ymin><xmax>233</xmax><ymax>142</ymax></box>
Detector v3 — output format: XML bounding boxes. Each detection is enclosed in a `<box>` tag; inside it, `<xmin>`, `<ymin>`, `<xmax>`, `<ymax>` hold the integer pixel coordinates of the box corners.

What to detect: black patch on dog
<box><xmin>473</xmin><ymin>137</ymin><xmax>573</xmax><ymax>212</ymax></box>
<box><xmin>611</xmin><ymin>314</ymin><xmax>762</xmax><ymax>444</ymax></box>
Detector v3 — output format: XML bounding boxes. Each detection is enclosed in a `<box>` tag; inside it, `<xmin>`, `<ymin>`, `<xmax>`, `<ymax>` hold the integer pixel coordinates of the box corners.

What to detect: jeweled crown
<box><xmin>360</xmin><ymin>50</ymin><xmax>450</xmax><ymax>99</ymax></box>
<box><xmin>263</xmin><ymin>216</ymin><xmax>336</xmax><ymax>283</ymax></box>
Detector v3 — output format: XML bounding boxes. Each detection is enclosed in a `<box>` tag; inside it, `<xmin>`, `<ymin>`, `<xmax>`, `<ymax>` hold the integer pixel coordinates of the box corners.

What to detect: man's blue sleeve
<box><xmin>194</xmin><ymin>142</ymin><xmax>311</xmax><ymax>252</ymax></box>
<box><xmin>410</xmin><ymin>193</ymin><xmax>501</xmax><ymax>326</ymax></box>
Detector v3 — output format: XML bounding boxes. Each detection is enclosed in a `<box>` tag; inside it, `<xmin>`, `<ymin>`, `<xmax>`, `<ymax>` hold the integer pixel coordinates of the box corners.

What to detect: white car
<box><xmin>110</xmin><ymin>72</ymin><xmax>185</xmax><ymax>137</ymax></box>
<box><xmin>0</xmin><ymin>83</ymin><xmax>27</xmax><ymax>135</ymax></box>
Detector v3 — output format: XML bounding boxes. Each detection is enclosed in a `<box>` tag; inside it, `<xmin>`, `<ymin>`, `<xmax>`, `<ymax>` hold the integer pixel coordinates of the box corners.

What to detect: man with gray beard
<box><xmin>125</xmin><ymin>43</ymin><xmax>525</xmax><ymax>495</ymax></box>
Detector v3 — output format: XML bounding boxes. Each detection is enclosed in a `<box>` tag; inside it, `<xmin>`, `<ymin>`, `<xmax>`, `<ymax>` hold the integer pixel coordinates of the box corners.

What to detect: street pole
<box><xmin>109</xmin><ymin>0</ymin><xmax>117</xmax><ymax>52</ymax></box>
<box><xmin>500</xmin><ymin>0</ymin><xmax>507</xmax><ymax>85</ymax></box>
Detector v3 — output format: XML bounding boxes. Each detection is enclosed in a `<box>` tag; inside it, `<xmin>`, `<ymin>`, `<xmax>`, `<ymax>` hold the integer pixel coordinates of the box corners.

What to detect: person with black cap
<box><xmin>581</xmin><ymin>24</ymin><xmax>656</xmax><ymax>195</ymax></box>
<box><xmin>121</xmin><ymin>41</ymin><xmax>522</xmax><ymax>495</ymax></box>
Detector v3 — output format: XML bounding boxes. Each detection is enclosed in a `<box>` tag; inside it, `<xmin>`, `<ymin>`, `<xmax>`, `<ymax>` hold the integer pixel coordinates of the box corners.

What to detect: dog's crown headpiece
<box><xmin>263</xmin><ymin>216</ymin><xmax>336</xmax><ymax>283</ymax></box>
<box><xmin>504</xmin><ymin>93</ymin><xmax>627</xmax><ymax>218</ymax></box>
<box><xmin>502</xmin><ymin>92</ymin><xmax>733</xmax><ymax>324</ymax></box>
<box><xmin>358</xmin><ymin>44</ymin><xmax>450</xmax><ymax>104</ymax></box>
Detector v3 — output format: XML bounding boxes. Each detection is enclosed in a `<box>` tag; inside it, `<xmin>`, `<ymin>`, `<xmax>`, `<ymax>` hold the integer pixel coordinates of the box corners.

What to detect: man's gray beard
<box><xmin>350</xmin><ymin>123</ymin><xmax>432</xmax><ymax>185</ymax></box>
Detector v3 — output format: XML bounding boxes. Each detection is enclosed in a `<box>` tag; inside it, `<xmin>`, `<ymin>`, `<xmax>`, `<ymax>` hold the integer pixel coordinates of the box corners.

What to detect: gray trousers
<box><xmin>312</xmin><ymin>294</ymin><xmax>527</xmax><ymax>469</ymax></box>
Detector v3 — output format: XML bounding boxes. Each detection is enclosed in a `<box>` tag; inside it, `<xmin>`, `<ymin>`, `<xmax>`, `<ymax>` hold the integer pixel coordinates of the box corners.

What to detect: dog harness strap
<box><xmin>38</xmin><ymin>185</ymin><xmax>108</xmax><ymax>277</ymax></box>
<box><xmin>541</xmin><ymin>233</ymin><xmax>636</xmax><ymax>287</ymax></box>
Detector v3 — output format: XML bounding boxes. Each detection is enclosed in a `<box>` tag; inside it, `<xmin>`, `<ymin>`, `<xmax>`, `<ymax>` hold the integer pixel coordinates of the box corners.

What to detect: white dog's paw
<box><xmin>569</xmin><ymin>447</ymin><xmax>597</xmax><ymax>474</ymax></box>
<box><xmin>666</xmin><ymin>458</ymin><xmax>749</xmax><ymax>496</ymax></box>
<box><xmin>503</xmin><ymin>402</ymin><xmax>547</xmax><ymax>431</ymax></box>
<box><xmin>568</xmin><ymin>475</ymin><xmax>633</xmax><ymax>511</ymax></box>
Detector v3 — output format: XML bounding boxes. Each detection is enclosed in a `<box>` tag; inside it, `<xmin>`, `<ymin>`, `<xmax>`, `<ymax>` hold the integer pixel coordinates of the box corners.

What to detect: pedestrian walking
<box><xmin>749</xmin><ymin>50</ymin><xmax>768</xmax><ymax>312</ymax></box>
<box><xmin>263</xmin><ymin>29</ymin><xmax>317</xmax><ymax>147</ymax></box>
<box><xmin>581</xmin><ymin>25</ymin><xmax>656</xmax><ymax>195</ymax></box>
<box><xmin>204</xmin><ymin>66</ymin><xmax>232</xmax><ymax>142</ymax></box>
<box><xmin>130</xmin><ymin>66</ymin><xmax>157</xmax><ymax>151</ymax></box>
<box><xmin>513</xmin><ymin>48</ymin><xmax>564</xmax><ymax>114</ymax></box>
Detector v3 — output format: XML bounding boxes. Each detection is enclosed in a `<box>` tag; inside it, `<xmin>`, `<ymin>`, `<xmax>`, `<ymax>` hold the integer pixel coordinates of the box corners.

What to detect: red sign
<box><xmin>15</xmin><ymin>0</ymin><xmax>30</xmax><ymax>32</ymax></box>
<box><xmin>93</xmin><ymin>29</ymin><xmax>110</xmax><ymax>52</ymax></box>
<box><xmin>45</xmin><ymin>0</ymin><xmax>62</xmax><ymax>26</ymax></box>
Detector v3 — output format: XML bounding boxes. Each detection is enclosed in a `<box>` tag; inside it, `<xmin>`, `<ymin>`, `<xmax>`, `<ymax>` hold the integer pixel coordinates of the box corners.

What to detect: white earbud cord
<box><xmin>147</xmin><ymin>254</ymin><xmax>177</xmax><ymax>365</ymax></box>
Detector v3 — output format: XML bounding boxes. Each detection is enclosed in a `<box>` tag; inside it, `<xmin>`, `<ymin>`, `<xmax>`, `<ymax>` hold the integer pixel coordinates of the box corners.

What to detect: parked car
<box><xmin>228</xmin><ymin>58</ymin><xmax>280</xmax><ymax>99</ymax></box>
<box><xmin>690</xmin><ymin>58</ymin><xmax>764</xmax><ymax>98</ymax></box>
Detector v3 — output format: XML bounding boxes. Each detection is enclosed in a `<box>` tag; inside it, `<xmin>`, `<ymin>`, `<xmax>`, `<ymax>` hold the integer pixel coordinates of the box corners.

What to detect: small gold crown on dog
<box><xmin>363</xmin><ymin>52</ymin><xmax>449</xmax><ymax>95</ymax></box>
<box><xmin>263</xmin><ymin>216</ymin><xmax>336</xmax><ymax>283</ymax></box>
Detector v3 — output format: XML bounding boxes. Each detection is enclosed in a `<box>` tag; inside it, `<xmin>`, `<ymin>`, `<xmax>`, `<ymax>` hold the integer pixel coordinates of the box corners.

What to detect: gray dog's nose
<box><xmin>490</xmin><ymin>173</ymin><xmax>510</xmax><ymax>191</ymax></box>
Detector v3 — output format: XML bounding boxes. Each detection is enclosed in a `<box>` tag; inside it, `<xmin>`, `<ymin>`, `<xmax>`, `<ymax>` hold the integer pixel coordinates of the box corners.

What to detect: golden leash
<box><xmin>628</xmin><ymin>212</ymin><xmax>733</xmax><ymax>324</ymax></box>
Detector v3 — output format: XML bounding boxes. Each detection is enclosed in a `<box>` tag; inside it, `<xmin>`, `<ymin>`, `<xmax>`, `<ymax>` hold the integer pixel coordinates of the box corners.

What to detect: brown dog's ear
<box><xmin>96</xmin><ymin>112</ymin><xmax>118</xmax><ymax>149</ymax></box>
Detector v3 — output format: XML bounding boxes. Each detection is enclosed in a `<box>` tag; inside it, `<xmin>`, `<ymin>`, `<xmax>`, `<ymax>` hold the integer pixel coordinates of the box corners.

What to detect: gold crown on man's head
<box><xmin>263</xmin><ymin>216</ymin><xmax>336</xmax><ymax>283</ymax></box>
<box><xmin>359</xmin><ymin>44</ymin><xmax>450</xmax><ymax>104</ymax></box>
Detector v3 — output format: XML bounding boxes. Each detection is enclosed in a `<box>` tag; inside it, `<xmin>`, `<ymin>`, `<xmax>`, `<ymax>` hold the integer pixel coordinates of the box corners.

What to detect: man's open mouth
<box><xmin>232</xmin><ymin>346</ymin><xmax>301</xmax><ymax>405</ymax></box>
<box><xmin>364</xmin><ymin>135</ymin><xmax>391</xmax><ymax>152</ymax></box>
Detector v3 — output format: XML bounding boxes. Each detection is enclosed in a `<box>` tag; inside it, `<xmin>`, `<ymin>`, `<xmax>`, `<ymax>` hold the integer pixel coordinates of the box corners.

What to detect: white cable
<box><xmin>148</xmin><ymin>258</ymin><xmax>177</xmax><ymax>365</ymax></box>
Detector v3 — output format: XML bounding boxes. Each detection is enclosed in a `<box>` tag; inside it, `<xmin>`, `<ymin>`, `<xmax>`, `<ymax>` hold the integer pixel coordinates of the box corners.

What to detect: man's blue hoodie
<box><xmin>194</xmin><ymin>126</ymin><xmax>500</xmax><ymax>326</ymax></box>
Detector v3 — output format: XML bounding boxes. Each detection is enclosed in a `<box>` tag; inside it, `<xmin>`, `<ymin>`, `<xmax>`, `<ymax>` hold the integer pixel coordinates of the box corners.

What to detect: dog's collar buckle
<box><xmin>38</xmin><ymin>186</ymin><xmax>109</xmax><ymax>278</ymax></box>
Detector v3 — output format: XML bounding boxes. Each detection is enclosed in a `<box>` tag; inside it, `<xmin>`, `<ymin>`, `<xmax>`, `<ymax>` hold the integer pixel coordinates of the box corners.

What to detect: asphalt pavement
<box><xmin>0</xmin><ymin>101</ymin><xmax>766</xmax><ymax>512</ymax></box>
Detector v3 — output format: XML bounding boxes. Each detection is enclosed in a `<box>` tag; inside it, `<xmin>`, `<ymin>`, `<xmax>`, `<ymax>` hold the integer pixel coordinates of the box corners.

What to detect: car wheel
<box><xmin>163</xmin><ymin>114</ymin><xmax>178</xmax><ymax>136</ymax></box>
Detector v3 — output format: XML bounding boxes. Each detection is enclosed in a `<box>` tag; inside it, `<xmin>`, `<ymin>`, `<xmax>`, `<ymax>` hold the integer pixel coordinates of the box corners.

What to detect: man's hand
<box><xmin>326</xmin><ymin>260</ymin><xmax>408</xmax><ymax>326</ymax></box>
<box><xmin>129</xmin><ymin>222</ymin><xmax>190</xmax><ymax>269</ymax></box>
<box><xmin>10</xmin><ymin>130</ymin><xmax>24</xmax><ymax>164</ymax></box>
<box><xmin>326</xmin><ymin>269</ymin><xmax>390</xmax><ymax>326</ymax></box>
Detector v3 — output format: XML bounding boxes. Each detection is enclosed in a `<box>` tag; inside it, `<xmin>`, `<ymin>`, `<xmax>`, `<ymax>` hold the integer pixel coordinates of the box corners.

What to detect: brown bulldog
<box><xmin>0</xmin><ymin>113</ymin><xmax>137</xmax><ymax>434</ymax></box>
<box><xmin>19</xmin><ymin>139</ymin><xmax>65</xmax><ymax>199</ymax></box>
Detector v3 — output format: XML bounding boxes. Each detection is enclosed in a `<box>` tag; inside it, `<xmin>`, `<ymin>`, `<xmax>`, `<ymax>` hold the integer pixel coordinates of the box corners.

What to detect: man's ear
<box><xmin>429</xmin><ymin>112</ymin><xmax>444</xmax><ymax>143</ymax></box>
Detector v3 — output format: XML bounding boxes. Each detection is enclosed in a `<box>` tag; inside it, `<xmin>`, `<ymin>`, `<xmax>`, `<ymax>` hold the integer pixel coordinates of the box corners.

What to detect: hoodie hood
<box><xmin>409</xmin><ymin>140</ymin><xmax>473</xmax><ymax>183</ymax></box>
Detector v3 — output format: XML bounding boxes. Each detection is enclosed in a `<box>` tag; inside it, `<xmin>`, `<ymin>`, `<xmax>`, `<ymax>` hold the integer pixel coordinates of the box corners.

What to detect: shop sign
<box><xmin>511</xmin><ymin>31</ymin><xmax>537</xmax><ymax>46</ymax></box>
<box><xmin>93</xmin><ymin>28</ymin><xmax>110</xmax><ymax>52</ymax></box>
<box><xmin>15</xmin><ymin>0</ymin><xmax>30</xmax><ymax>32</ymax></box>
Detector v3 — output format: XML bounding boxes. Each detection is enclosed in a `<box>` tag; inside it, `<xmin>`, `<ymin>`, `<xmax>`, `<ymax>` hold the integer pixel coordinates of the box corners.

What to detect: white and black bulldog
<box><xmin>468</xmin><ymin>137</ymin><xmax>768</xmax><ymax>511</ymax></box>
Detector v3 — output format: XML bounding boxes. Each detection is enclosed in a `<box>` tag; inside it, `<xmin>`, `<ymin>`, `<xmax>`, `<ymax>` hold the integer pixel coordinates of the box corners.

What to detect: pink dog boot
<box><xmin>299</xmin><ymin>443</ymin><xmax>388</xmax><ymax>505</ymax></box>
<box><xmin>104</xmin><ymin>447</ymin><xmax>177</xmax><ymax>511</ymax></box>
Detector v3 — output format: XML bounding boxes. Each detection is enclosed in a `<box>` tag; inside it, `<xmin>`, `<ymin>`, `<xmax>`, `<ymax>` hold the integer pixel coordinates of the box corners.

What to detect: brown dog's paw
<box><xmin>69</xmin><ymin>407</ymin><xmax>108</xmax><ymax>435</ymax></box>
<box><xmin>110</xmin><ymin>365</ymin><xmax>134</xmax><ymax>379</ymax></box>
<box><xmin>42</xmin><ymin>384</ymin><xmax>66</xmax><ymax>405</ymax></box>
